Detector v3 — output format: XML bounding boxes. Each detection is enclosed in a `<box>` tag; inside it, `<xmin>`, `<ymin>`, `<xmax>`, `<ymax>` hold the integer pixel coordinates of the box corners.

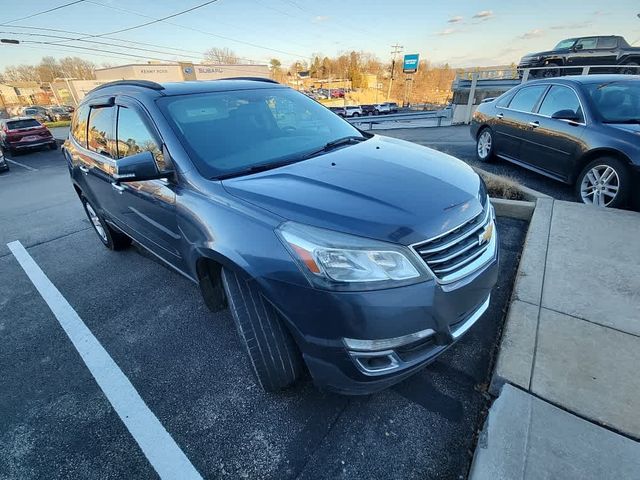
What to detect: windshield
<box><xmin>157</xmin><ymin>87</ymin><xmax>365</xmax><ymax>178</ymax></box>
<box><xmin>554</xmin><ymin>38</ymin><xmax>576</xmax><ymax>50</ymax></box>
<box><xmin>585</xmin><ymin>81</ymin><xmax>640</xmax><ymax>123</ymax></box>
<box><xmin>7</xmin><ymin>119</ymin><xmax>40</xmax><ymax>129</ymax></box>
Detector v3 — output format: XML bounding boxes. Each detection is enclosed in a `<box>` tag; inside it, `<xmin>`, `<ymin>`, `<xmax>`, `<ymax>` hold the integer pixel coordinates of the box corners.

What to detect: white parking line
<box><xmin>7</xmin><ymin>240</ymin><xmax>202</xmax><ymax>480</ymax></box>
<box><xmin>5</xmin><ymin>158</ymin><xmax>38</xmax><ymax>171</ymax></box>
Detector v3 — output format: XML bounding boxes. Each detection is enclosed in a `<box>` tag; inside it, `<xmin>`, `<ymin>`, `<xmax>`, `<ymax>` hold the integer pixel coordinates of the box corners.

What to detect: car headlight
<box><xmin>276</xmin><ymin>221</ymin><xmax>431</xmax><ymax>291</ymax></box>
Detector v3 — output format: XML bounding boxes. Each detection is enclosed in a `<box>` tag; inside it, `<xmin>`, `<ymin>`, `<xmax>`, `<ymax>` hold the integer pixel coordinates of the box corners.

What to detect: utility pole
<box><xmin>386</xmin><ymin>43</ymin><xmax>403</xmax><ymax>102</ymax></box>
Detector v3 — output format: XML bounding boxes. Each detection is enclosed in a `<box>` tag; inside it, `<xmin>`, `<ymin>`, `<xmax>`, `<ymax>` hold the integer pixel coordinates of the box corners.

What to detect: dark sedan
<box><xmin>471</xmin><ymin>75</ymin><xmax>640</xmax><ymax>208</ymax></box>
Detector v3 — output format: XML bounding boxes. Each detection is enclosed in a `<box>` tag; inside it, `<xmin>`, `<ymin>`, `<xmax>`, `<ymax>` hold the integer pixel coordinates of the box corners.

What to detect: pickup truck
<box><xmin>518</xmin><ymin>35</ymin><xmax>640</xmax><ymax>77</ymax></box>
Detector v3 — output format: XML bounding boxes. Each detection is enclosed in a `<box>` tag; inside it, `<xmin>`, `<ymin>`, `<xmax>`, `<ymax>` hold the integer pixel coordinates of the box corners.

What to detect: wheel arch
<box><xmin>572</xmin><ymin>148</ymin><xmax>634</xmax><ymax>184</ymax></box>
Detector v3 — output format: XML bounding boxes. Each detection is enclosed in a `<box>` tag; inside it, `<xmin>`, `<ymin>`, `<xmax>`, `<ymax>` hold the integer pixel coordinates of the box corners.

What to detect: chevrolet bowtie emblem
<box><xmin>479</xmin><ymin>223</ymin><xmax>494</xmax><ymax>245</ymax></box>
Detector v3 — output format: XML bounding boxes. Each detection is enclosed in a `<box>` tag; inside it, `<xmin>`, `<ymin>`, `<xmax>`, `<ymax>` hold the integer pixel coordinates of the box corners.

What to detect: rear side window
<box><xmin>87</xmin><ymin>106</ymin><xmax>115</xmax><ymax>157</ymax></box>
<box><xmin>71</xmin><ymin>104</ymin><xmax>90</xmax><ymax>146</ymax></box>
<box><xmin>6</xmin><ymin>119</ymin><xmax>40</xmax><ymax>129</ymax></box>
<box><xmin>116</xmin><ymin>106</ymin><xmax>166</xmax><ymax>170</ymax></box>
<box><xmin>538</xmin><ymin>86</ymin><xmax>584</xmax><ymax>122</ymax></box>
<box><xmin>507</xmin><ymin>85</ymin><xmax>548</xmax><ymax>112</ymax></box>
<box><xmin>596</xmin><ymin>37</ymin><xmax>617</xmax><ymax>49</ymax></box>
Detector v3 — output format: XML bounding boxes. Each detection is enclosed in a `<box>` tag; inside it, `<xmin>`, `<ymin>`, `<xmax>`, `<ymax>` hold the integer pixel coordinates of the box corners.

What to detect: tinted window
<box><xmin>6</xmin><ymin>119</ymin><xmax>40</xmax><ymax>129</ymax></box>
<box><xmin>157</xmin><ymin>88</ymin><xmax>364</xmax><ymax>178</ymax></box>
<box><xmin>496</xmin><ymin>91</ymin><xmax>516</xmax><ymax>108</ymax></box>
<box><xmin>508</xmin><ymin>86</ymin><xmax>548</xmax><ymax>112</ymax></box>
<box><xmin>576</xmin><ymin>38</ymin><xmax>598</xmax><ymax>50</ymax></box>
<box><xmin>87</xmin><ymin>106</ymin><xmax>115</xmax><ymax>157</ymax></box>
<box><xmin>585</xmin><ymin>81</ymin><xmax>640</xmax><ymax>123</ymax></box>
<box><xmin>554</xmin><ymin>38</ymin><xmax>576</xmax><ymax>50</ymax></box>
<box><xmin>596</xmin><ymin>37</ymin><xmax>617</xmax><ymax>49</ymax></box>
<box><xmin>71</xmin><ymin>104</ymin><xmax>89</xmax><ymax>146</ymax></box>
<box><xmin>538</xmin><ymin>86</ymin><xmax>583</xmax><ymax>122</ymax></box>
<box><xmin>116</xmin><ymin>106</ymin><xmax>166</xmax><ymax>170</ymax></box>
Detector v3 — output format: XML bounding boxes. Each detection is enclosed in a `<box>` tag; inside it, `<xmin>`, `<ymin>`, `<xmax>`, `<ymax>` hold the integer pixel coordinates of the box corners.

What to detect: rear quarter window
<box><xmin>71</xmin><ymin>104</ymin><xmax>90</xmax><ymax>146</ymax></box>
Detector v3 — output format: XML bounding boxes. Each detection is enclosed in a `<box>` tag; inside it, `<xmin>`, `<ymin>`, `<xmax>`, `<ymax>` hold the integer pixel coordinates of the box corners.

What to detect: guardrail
<box><xmin>346</xmin><ymin>110</ymin><xmax>450</xmax><ymax>130</ymax></box>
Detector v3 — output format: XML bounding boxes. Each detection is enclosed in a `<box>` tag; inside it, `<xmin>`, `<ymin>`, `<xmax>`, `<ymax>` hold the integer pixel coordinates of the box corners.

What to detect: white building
<box><xmin>94</xmin><ymin>63</ymin><xmax>271</xmax><ymax>82</ymax></box>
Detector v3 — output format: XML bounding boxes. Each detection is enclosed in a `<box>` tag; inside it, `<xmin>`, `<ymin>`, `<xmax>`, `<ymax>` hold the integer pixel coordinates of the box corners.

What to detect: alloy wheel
<box><xmin>477</xmin><ymin>131</ymin><xmax>492</xmax><ymax>159</ymax></box>
<box><xmin>580</xmin><ymin>165</ymin><xmax>620</xmax><ymax>207</ymax></box>
<box><xmin>85</xmin><ymin>202</ymin><xmax>108</xmax><ymax>242</ymax></box>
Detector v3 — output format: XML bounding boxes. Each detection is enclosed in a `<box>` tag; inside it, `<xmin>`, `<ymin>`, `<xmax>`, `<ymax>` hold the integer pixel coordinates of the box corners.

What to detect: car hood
<box><xmin>521</xmin><ymin>49</ymin><xmax>567</xmax><ymax>59</ymax></box>
<box><xmin>222</xmin><ymin>136</ymin><xmax>486</xmax><ymax>246</ymax></box>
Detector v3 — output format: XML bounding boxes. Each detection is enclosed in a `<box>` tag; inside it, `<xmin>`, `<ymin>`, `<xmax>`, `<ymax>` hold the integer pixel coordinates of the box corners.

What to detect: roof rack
<box><xmin>221</xmin><ymin>77</ymin><xmax>279</xmax><ymax>84</ymax></box>
<box><xmin>90</xmin><ymin>80</ymin><xmax>165</xmax><ymax>93</ymax></box>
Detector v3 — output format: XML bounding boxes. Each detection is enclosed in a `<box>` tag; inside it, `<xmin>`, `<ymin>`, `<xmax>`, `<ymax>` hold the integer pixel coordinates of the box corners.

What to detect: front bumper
<box><xmin>266</xmin><ymin>229</ymin><xmax>499</xmax><ymax>395</ymax></box>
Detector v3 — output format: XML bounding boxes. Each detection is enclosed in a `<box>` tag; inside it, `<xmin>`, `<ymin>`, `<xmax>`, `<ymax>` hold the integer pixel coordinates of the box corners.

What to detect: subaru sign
<box><xmin>403</xmin><ymin>54</ymin><xmax>420</xmax><ymax>74</ymax></box>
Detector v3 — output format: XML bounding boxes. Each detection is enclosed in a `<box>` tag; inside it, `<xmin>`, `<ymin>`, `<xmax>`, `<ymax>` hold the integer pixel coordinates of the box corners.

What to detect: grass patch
<box><xmin>43</xmin><ymin>120</ymin><xmax>71</xmax><ymax>128</ymax></box>
<box><xmin>478</xmin><ymin>171</ymin><xmax>526</xmax><ymax>201</ymax></box>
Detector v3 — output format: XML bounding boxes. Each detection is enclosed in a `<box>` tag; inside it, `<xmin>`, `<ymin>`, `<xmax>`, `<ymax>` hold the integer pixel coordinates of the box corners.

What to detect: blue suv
<box><xmin>63</xmin><ymin>78</ymin><xmax>499</xmax><ymax>394</ymax></box>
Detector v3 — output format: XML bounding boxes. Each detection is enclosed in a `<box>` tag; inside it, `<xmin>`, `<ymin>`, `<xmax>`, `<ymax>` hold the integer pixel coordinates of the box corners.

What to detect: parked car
<box><xmin>328</xmin><ymin>106</ymin><xmax>346</xmax><ymax>117</ymax></box>
<box><xmin>471</xmin><ymin>75</ymin><xmax>640</xmax><ymax>208</ymax></box>
<box><xmin>47</xmin><ymin>106</ymin><xmax>72</xmax><ymax>121</ymax></box>
<box><xmin>518</xmin><ymin>35</ymin><xmax>640</xmax><ymax>77</ymax></box>
<box><xmin>0</xmin><ymin>146</ymin><xmax>8</xmax><ymax>172</ymax></box>
<box><xmin>361</xmin><ymin>104</ymin><xmax>377</xmax><ymax>116</ymax></box>
<box><xmin>1</xmin><ymin>117</ymin><xmax>57</xmax><ymax>154</ymax></box>
<box><xmin>63</xmin><ymin>105</ymin><xmax>75</xmax><ymax>113</ymax></box>
<box><xmin>63</xmin><ymin>78</ymin><xmax>498</xmax><ymax>394</ymax></box>
<box><xmin>384</xmin><ymin>102</ymin><xmax>399</xmax><ymax>113</ymax></box>
<box><xmin>343</xmin><ymin>105</ymin><xmax>363</xmax><ymax>117</ymax></box>
<box><xmin>375</xmin><ymin>103</ymin><xmax>392</xmax><ymax>115</ymax></box>
<box><xmin>22</xmin><ymin>106</ymin><xmax>51</xmax><ymax>123</ymax></box>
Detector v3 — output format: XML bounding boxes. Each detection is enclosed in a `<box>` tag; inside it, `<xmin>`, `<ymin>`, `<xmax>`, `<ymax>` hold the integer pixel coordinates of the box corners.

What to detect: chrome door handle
<box><xmin>111</xmin><ymin>182</ymin><xmax>125</xmax><ymax>194</ymax></box>
<box><xmin>79</xmin><ymin>165</ymin><xmax>89</xmax><ymax>174</ymax></box>
<box><xmin>496</xmin><ymin>113</ymin><xmax>504</xmax><ymax>119</ymax></box>
<box><xmin>528</xmin><ymin>121</ymin><xmax>540</xmax><ymax>128</ymax></box>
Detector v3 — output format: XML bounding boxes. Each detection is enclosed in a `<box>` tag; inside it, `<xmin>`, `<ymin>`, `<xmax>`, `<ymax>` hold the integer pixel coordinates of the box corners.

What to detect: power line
<box><xmin>0</xmin><ymin>30</ymin><xmax>203</xmax><ymax>61</ymax></box>
<box><xmin>51</xmin><ymin>0</ymin><xmax>220</xmax><ymax>43</ymax></box>
<box><xmin>0</xmin><ymin>0</ymin><xmax>87</xmax><ymax>26</ymax></box>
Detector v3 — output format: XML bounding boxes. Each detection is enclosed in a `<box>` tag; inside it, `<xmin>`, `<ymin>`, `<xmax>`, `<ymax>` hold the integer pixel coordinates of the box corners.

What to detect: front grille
<box><xmin>413</xmin><ymin>203</ymin><xmax>494</xmax><ymax>282</ymax></box>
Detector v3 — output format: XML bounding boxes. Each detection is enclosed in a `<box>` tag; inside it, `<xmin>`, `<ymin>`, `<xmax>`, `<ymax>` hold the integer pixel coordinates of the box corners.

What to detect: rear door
<box><xmin>567</xmin><ymin>37</ymin><xmax>616</xmax><ymax>67</ymax></box>
<box><xmin>493</xmin><ymin>84</ymin><xmax>548</xmax><ymax>160</ymax></box>
<box><xmin>110</xmin><ymin>99</ymin><xmax>184</xmax><ymax>269</ymax></box>
<box><xmin>520</xmin><ymin>85</ymin><xmax>586</xmax><ymax>180</ymax></box>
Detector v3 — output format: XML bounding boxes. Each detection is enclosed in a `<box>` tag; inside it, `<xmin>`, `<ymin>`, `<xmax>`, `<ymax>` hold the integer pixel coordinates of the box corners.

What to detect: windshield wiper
<box><xmin>216</xmin><ymin>158</ymin><xmax>302</xmax><ymax>180</ymax></box>
<box><xmin>602</xmin><ymin>119</ymin><xmax>640</xmax><ymax>124</ymax></box>
<box><xmin>301</xmin><ymin>135</ymin><xmax>367</xmax><ymax>159</ymax></box>
<box><xmin>215</xmin><ymin>136</ymin><xmax>367</xmax><ymax>180</ymax></box>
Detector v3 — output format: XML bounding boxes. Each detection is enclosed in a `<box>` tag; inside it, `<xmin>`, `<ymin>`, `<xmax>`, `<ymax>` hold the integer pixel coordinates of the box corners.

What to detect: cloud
<box><xmin>447</xmin><ymin>16</ymin><xmax>463</xmax><ymax>23</ymax></box>
<box><xmin>472</xmin><ymin>10</ymin><xmax>493</xmax><ymax>20</ymax></box>
<box><xmin>519</xmin><ymin>29</ymin><xmax>544</xmax><ymax>40</ymax></box>
<box><xmin>436</xmin><ymin>28</ymin><xmax>459</xmax><ymax>36</ymax></box>
<box><xmin>550</xmin><ymin>21</ymin><xmax>592</xmax><ymax>30</ymax></box>
<box><xmin>313</xmin><ymin>15</ymin><xmax>329</xmax><ymax>23</ymax></box>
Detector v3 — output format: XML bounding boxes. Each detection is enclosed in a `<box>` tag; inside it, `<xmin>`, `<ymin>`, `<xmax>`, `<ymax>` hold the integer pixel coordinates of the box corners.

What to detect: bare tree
<box><xmin>204</xmin><ymin>47</ymin><xmax>239</xmax><ymax>64</ymax></box>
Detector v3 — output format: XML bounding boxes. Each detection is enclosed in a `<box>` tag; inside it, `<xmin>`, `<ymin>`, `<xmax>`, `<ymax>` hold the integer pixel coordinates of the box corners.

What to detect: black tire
<box><xmin>353</xmin><ymin>112</ymin><xmax>360</xmax><ymax>117</ymax></box>
<box><xmin>575</xmin><ymin>157</ymin><xmax>631</xmax><ymax>208</ymax></box>
<box><xmin>476</xmin><ymin>127</ymin><xmax>495</xmax><ymax>162</ymax></box>
<box><xmin>221</xmin><ymin>267</ymin><xmax>303</xmax><ymax>392</ymax></box>
<box><xmin>541</xmin><ymin>62</ymin><xmax>560</xmax><ymax>78</ymax></box>
<box><xmin>81</xmin><ymin>196</ymin><xmax>131</xmax><ymax>250</ymax></box>
<box><xmin>621</xmin><ymin>62</ymin><xmax>639</xmax><ymax>75</ymax></box>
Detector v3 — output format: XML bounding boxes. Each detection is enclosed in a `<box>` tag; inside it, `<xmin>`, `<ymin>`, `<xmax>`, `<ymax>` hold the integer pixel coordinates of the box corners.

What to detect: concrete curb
<box><xmin>474</xmin><ymin>166</ymin><xmax>552</xmax><ymax>202</ymax></box>
<box><xmin>490</xmin><ymin>198</ymin><xmax>535</xmax><ymax>221</ymax></box>
<box><xmin>490</xmin><ymin>197</ymin><xmax>554</xmax><ymax>394</ymax></box>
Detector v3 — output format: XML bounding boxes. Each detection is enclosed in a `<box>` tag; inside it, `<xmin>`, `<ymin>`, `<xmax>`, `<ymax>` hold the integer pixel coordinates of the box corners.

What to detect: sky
<box><xmin>0</xmin><ymin>0</ymin><xmax>639</xmax><ymax>71</ymax></box>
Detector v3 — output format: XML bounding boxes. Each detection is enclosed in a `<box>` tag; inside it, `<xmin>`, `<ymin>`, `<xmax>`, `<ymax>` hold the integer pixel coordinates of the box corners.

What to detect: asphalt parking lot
<box><xmin>0</xmin><ymin>147</ymin><xmax>527</xmax><ymax>479</ymax></box>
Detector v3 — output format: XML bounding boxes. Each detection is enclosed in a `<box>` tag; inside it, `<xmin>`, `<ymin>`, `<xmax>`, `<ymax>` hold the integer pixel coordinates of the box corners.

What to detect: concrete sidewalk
<box><xmin>471</xmin><ymin>200</ymin><xmax>640</xmax><ymax>479</ymax></box>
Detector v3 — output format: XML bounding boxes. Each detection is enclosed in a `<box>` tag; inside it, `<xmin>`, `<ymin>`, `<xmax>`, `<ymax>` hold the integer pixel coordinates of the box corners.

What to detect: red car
<box><xmin>0</xmin><ymin>117</ymin><xmax>57</xmax><ymax>155</ymax></box>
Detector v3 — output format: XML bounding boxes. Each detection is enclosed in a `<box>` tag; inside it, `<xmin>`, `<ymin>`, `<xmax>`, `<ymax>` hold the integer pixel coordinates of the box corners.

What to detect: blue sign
<box><xmin>403</xmin><ymin>54</ymin><xmax>420</xmax><ymax>73</ymax></box>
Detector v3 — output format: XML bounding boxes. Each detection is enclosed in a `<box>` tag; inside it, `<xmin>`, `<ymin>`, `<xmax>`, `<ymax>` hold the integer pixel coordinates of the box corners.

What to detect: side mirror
<box><xmin>113</xmin><ymin>150</ymin><xmax>172</xmax><ymax>182</ymax></box>
<box><xmin>573</xmin><ymin>44</ymin><xmax>583</xmax><ymax>51</ymax></box>
<box><xmin>551</xmin><ymin>109</ymin><xmax>580</xmax><ymax>122</ymax></box>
